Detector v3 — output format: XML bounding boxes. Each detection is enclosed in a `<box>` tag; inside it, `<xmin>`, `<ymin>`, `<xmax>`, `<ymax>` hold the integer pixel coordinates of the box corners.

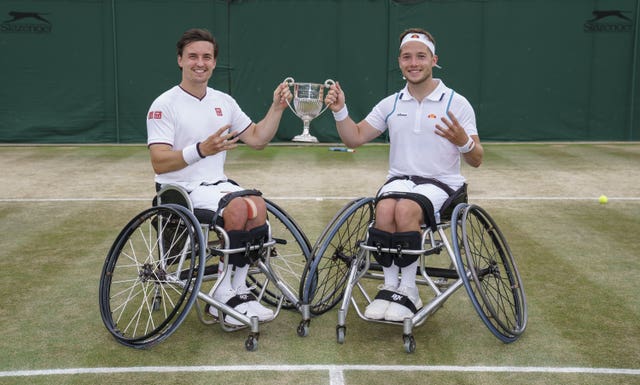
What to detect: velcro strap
<box><xmin>225</xmin><ymin>292</ymin><xmax>257</xmax><ymax>308</ymax></box>
<box><xmin>375</xmin><ymin>290</ymin><xmax>418</xmax><ymax>313</ymax></box>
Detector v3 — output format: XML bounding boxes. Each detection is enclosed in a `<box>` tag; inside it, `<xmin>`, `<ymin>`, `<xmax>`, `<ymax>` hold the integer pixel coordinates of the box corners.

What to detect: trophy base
<box><xmin>292</xmin><ymin>133</ymin><xmax>319</xmax><ymax>143</ymax></box>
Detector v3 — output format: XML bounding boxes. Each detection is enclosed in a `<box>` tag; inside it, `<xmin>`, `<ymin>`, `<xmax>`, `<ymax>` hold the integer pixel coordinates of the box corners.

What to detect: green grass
<box><xmin>0</xmin><ymin>143</ymin><xmax>639</xmax><ymax>384</ymax></box>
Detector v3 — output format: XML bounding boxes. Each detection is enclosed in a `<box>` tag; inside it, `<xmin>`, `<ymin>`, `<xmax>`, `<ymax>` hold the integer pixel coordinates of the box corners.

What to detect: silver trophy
<box><xmin>284</xmin><ymin>77</ymin><xmax>335</xmax><ymax>143</ymax></box>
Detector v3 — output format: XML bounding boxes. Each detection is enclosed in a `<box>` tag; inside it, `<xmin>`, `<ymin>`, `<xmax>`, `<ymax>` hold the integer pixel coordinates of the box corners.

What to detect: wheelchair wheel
<box><xmin>452</xmin><ymin>203</ymin><xmax>527</xmax><ymax>343</ymax></box>
<box><xmin>301</xmin><ymin>197</ymin><xmax>375</xmax><ymax>315</ymax></box>
<box><xmin>246</xmin><ymin>199</ymin><xmax>312</xmax><ymax>309</ymax></box>
<box><xmin>99</xmin><ymin>204</ymin><xmax>206</xmax><ymax>348</ymax></box>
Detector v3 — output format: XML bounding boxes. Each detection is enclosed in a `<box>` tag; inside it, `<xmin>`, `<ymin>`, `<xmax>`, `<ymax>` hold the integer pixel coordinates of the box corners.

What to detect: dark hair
<box><xmin>176</xmin><ymin>28</ymin><xmax>218</xmax><ymax>59</ymax></box>
<box><xmin>399</xmin><ymin>28</ymin><xmax>436</xmax><ymax>46</ymax></box>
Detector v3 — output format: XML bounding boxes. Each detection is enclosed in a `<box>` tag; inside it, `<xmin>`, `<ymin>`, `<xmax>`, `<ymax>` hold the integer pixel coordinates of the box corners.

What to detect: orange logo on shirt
<box><xmin>427</xmin><ymin>113</ymin><xmax>437</xmax><ymax>119</ymax></box>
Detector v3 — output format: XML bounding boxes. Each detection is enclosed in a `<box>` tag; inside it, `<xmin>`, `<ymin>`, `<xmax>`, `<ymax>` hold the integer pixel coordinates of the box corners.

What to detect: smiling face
<box><xmin>398</xmin><ymin>40</ymin><xmax>438</xmax><ymax>85</ymax></box>
<box><xmin>178</xmin><ymin>40</ymin><xmax>216</xmax><ymax>89</ymax></box>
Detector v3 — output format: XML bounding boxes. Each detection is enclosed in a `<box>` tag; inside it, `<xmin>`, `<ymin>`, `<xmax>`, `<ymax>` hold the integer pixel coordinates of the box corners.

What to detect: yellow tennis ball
<box><xmin>599</xmin><ymin>195</ymin><xmax>608</xmax><ymax>204</ymax></box>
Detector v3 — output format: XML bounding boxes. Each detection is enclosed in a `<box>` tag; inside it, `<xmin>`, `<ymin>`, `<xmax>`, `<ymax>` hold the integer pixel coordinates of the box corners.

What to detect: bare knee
<box><xmin>223</xmin><ymin>197</ymin><xmax>249</xmax><ymax>230</ymax></box>
<box><xmin>394</xmin><ymin>199</ymin><xmax>422</xmax><ymax>231</ymax></box>
<box><xmin>374</xmin><ymin>199</ymin><xmax>397</xmax><ymax>232</ymax></box>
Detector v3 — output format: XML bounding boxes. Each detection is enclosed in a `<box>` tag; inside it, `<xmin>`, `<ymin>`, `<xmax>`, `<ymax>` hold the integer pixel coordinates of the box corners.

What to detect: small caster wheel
<box><xmin>403</xmin><ymin>334</ymin><xmax>416</xmax><ymax>353</ymax></box>
<box><xmin>297</xmin><ymin>320</ymin><xmax>310</xmax><ymax>337</ymax></box>
<box><xmin>336</xmin><ymin>326</ymin><xmax>346</xmax><ymax>344</ymax></box>
<box><xmin>245</xmin><ymin>335</ymin><xmax>259</xmax><ymax>351</ymax></box>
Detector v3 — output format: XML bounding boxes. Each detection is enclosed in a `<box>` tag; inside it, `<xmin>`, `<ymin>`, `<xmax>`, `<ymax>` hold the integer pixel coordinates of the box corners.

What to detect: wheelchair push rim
<box><xmin>99</xmin><ymin>204</ymin><xmax>206</xmax><ymax>348</ymax></box>
<box><xmin>246</xmin><ymin>199</ymin><xmax>312</xmax><ymax>309</ymax></box>
<box><xmin>452</xmin><ymin>203</ymin><xmax>528</xmax><ymax>343</ymax></box>
<box><xmin>301</xmin><ymin>197</ymin><xmax>375</xmax><ymax>315</ymax></box>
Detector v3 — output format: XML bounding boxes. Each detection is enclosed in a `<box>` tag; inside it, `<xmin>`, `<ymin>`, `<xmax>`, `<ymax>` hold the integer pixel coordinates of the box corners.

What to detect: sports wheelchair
<box><xmin>300</xmin><ymin>184</ymin><xmax>527</xmax><ymax>353</ymax></box>
<box><xmin>99</xmin><ymin>185</ymin><xmax>312</xmax><ymax>351</ymax></box>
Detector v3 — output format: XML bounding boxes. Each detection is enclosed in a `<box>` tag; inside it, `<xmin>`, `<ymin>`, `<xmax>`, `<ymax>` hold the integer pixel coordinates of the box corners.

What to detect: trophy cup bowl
<box><xmin>284</xmin><ymin>77</ymin><xmax>335</xmax><ymax>143</ymax></box>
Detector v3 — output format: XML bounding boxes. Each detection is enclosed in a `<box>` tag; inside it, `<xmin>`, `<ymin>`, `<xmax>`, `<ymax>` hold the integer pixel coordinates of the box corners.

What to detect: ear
<box><xmin>177</xmin><ymin>55</ymin><xmax>183</xmax><ymax>69</ymax></box>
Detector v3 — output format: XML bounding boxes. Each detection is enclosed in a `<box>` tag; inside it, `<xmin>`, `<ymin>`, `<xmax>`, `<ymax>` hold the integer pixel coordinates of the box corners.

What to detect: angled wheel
<box><xmin>246</xmin><ymin>199</ymin><xmax>312</xmax><ymax>309</ymax></box>
<box><xmin>301</xmin><ymin>197</ymin><xmax>375</xmax><ymax>315</ymax></box>
<box><xmin>452</xmin><ymin>203</ymin><xmax>527</xmax><ymax>343</ymax></box>
<box><xmin>99</xmin><ymin>204</ymin><xmax>205</xmax><ymax>348</ymax></box>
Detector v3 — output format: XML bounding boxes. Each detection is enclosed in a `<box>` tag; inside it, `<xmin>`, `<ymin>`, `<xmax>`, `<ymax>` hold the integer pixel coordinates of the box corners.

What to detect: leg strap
<box><xmin>392</xmin><ymin>231</ymin><xmax>422</xmax><ymax>268</ymax></box>
<box><xmin>374</xmin><ymin>289</ymin><xmax>419</xmax><ymax>313</ymax></box>
<box><xmin>367</xmin><ymin>227</ymin><xmax>393</xmax><ymax>267</ymax></box>
<box><xmin>226</xmin><ymin>291</ymin><xmax>258</xmax><ymax>308</ymax></box>
<box><xmin>226</xmin><ymin>223</ymin><xmax>269</xmax><ymax>267</ymax></box>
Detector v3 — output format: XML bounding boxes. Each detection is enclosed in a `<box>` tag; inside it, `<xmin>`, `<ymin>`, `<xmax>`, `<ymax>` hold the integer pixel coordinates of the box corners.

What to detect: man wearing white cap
<box><xmin>324</xmin><ymin>28</ymin><xmax>483</xmax><ymax>321</ymax></box>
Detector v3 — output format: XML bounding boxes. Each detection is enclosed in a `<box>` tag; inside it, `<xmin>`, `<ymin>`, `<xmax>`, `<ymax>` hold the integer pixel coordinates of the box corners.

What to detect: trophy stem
<box><xmin>292</xmin><ymin>119</ymin><xmax>319</xmax><ymax>143</ymax></box>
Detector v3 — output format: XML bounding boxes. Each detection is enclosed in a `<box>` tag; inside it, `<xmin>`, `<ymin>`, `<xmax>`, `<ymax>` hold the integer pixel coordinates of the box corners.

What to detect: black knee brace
<box><xmin>226</xmin><ymin>224</ymin><xmax>269</xmax><ymax>267</ymax></box>
<box><xmin>367</xmin><ymin>228</ymin><xmax>393</xmax><ymax>267</ymax></box>
<box><xmin>392</xmin><ymin>231</ymin><xmax>422</xmax><ymax>268</ymax></box>
<box><xmin>248</xmin><ymin>223</ymin><xmax>268</xmax><ymax>261</ymax></box>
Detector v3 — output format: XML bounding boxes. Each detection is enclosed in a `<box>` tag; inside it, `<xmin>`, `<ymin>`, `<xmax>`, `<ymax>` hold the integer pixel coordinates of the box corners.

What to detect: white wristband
<box><xmin>332</xmin><ymin>105</ymin><xmax>349</xmax><ymax>122</ymax></box>
<box><xmin>182</xmin><ymin>142</ymin><xmax>204</xmax><ymax>165</ymax></box>
<box><xmin>458</xmin><ymin>137</ymin><xmax>476</xmax><ymax>154</ymax></box>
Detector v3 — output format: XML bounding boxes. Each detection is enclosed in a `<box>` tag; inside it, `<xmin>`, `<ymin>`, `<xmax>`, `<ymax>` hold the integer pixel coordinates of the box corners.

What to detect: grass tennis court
<box><xmin>0</xmin><ymin>143</ymin><xmax>639</xmax><ymax>385</ymax></box>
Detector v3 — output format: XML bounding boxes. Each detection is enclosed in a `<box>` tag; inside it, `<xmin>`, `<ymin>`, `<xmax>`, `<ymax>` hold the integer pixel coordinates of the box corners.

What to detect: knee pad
<box><xmin>392</xmin><ymin>231</ymin><xmax>422</xmax><ymax>268</ymax></box>
<box><xmin>367</xmin><ymin>228</ymin><xmax>393</xmax><ymax>267</ymax></box>
<box><xmin>226</xmin><ymin>229</ymin><xmax>252</xmax><ymax>267</ymax></box>
<box><xmin>226</xmin><ymin>224</ymin><xmax>269</xmax><ymax>267</ymax></box>
<box><xmin>248</xmin><ymin>223</ymin><xmax>268</xmax><ymax>261</ymax></box>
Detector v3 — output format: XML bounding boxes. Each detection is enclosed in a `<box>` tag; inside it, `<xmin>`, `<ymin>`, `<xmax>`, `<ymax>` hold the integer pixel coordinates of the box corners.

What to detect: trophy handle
<box><xmin>283</xmin><ymin>77</ymin><xmax>298</xmax><ymax>116</ymax></box>
<box><xmin>315</xmin><ymin>78</ymin><xmax>336</xmax><ymax>115</ymax></box>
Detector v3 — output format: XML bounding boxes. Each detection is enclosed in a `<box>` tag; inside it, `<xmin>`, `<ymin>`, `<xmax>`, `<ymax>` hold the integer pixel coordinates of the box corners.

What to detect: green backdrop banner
<box><xmin>1</xmin><ymin>0</ymin><xmax>638</xmax><ymax>143</ymax></box>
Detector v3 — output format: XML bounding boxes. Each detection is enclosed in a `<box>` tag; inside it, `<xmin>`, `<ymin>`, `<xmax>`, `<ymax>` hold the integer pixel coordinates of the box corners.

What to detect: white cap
<box><xmin>400</xmin><ymin>33</ymin><xmax>441</xmax><ymax>69</ymax></box>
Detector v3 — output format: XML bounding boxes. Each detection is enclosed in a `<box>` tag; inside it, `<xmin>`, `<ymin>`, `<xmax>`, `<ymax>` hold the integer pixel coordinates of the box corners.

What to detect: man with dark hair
<box><xmin>147</xmin><ymin>28</ymin><xmax>292</xmax><ymax>325</ymax></box>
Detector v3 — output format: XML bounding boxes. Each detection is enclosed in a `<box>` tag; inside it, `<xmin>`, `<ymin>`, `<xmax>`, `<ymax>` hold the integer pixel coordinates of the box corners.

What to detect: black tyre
<box><xmin>99</xmin><ymin>204</ymin><xmax>205</xmax><ymax>348</ymax></box>
<box><xmin>452</xmin><ymin>203</ymin><xmax>527</xmax><ymax>343</ymax></box>
<box><xmin>301</xmin><ymin>197</ymin><xmax>375</xmax><ymax>315</ymax></box>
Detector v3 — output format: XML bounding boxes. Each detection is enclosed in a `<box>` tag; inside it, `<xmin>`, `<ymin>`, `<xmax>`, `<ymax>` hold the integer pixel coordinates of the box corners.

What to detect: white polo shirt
<box><xmin>147</xmin><ymin>85</ymin><xmax>253</xmax><ymax>191</ymax></box>
<box><xmin>365</xmin><ymin>80</ymin><xmax>477</xmax><ymax>188</ymax></box>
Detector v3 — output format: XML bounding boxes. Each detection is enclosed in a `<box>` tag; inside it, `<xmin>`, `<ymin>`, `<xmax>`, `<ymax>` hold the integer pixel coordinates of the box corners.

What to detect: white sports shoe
<box><xmin>384</xmin><ymin>285</ymin><xmax>423</xmax><ymax>322</ymax></box>
<box><xmin>364</xmin><ymin>284</ymin><xmax>398</xmax><ymax>320</ymax></box>
<box><xmin>236</xmin><ymin>286</ymin><xmax>274</xmax><ymax>321</ymax></box>
<box><xmin>207</xmin><ymin>287</ymin><xmax>245</xmax><ymax>326</ymax></box>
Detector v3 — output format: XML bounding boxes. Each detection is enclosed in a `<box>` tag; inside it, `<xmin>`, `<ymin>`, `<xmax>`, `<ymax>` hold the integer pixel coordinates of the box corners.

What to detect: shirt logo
<box><xmin>427</xmin><ymin>113</ymin><xmax>437</xmax><ymax>119</ymax></box>
<box><xmin>215</xmin><ymin>107</ymin><xmax>223</xmax><ymax>116</ymax></box>
<box><xmin>148</xmin><ymin>111</ymin><xmax>162</xmax><ymax>120</ymax></box>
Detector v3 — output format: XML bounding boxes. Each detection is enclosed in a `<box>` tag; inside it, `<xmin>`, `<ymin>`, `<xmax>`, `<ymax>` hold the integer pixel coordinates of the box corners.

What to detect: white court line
<box><xmin>1</xmin><ymin>196</ymin><xmax>639</xmax><ymax>203</ymax></box>
<box><xmin>1</xmin><ymin>364</ymin><xmax>639</xmax><ymax>382</ymax></box>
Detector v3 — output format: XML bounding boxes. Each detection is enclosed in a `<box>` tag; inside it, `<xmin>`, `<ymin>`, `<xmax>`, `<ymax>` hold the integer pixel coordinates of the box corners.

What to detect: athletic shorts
<box><xmin>188</xmin><ymin>182</ymin><xmax>245</xmax><ymax>212</ymax></box>
<box><xmin>377</xmin><ymin>179</ymin><xmax>451</xmax><ymax>220</ymax></box>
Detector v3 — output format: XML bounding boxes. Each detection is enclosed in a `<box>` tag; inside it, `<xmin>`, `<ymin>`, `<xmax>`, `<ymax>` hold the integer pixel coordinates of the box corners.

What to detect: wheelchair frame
<box><xmin>301</xmin><ymin>195</ymin><xmax>527</xmax><ymax>353</ymax></box>
<box><xmin>99</xmin><ymin>185</ymin><xmax>312</xmax><ymax>351</ymax></box>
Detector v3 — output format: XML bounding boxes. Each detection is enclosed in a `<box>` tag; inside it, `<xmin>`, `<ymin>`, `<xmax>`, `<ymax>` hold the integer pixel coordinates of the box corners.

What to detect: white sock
<box><xmin>400</xmin><ymin>261</ymin><xmax>419</xmax><ymax>289</ymax></box>
<box><xmin>382</xmin><ymin>264</ymin><xmax>399</xmax><ymax>288</ymax></box>
<box><xmin>231</xmin><ymin>264</ymin><xmax>249</xmax><ymax>290</ymax></box>
<box><xmin>210</xmin><ymin>263</ymin><xmax>232</xmax><ymax>296</ymax></box>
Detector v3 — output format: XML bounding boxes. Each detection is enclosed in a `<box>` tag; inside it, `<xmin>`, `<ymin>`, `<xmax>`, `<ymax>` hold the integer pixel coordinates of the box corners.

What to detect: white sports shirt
<box><xmin>146</xmin><ymin>86</ymin><xmax>252</xmax><ymax>190</ymax></box>
<box><xmin>365</xmin><ymin>80</ymin><xmax>477</xmax><ymax>188</ymax></box>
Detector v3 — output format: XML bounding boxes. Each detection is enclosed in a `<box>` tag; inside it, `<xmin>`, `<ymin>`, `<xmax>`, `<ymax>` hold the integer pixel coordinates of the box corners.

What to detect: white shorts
<box><xmin>188</xmin><ymin>182</ymin><xmax>245</xmax><ymax>212</ymax></box>
<box><xmin>377</xmin><ymin>179</ymin><xmax>451</xmax><ymax>215</ymax></box>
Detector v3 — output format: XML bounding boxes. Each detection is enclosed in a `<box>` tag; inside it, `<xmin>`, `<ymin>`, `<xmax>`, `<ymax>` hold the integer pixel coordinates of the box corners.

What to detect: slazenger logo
<box><xmin>239</xmin><ymin>294</ymin><xmax>250</xmax><ymax>301</ymax></box>
<box><xmin>1</xmin><ymin>11</ymin><xmax>52</xmax><ymax>33</ymax></box>
<box><xmin>584</xmin><ymin>10</ymin><xmax>633</xmax><ymax>33</ymax></box>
